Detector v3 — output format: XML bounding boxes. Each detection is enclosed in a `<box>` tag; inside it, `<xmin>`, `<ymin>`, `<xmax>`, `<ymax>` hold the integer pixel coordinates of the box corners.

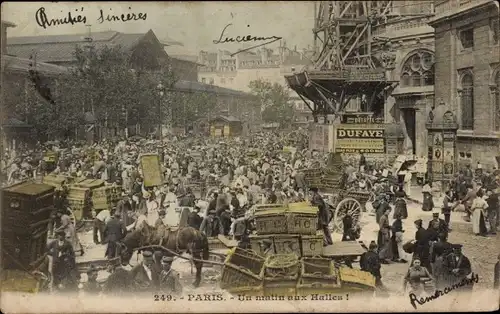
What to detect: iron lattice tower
<box><xmin>286</xmin><ymin>1</ymin><xmax>397</xmax><ymax>122</ymax></box>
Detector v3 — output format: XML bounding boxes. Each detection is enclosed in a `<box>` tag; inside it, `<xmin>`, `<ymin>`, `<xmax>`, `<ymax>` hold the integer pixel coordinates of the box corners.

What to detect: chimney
<box><xmin>294</xmin><ymin>45</ymin><xmax>297</xmax><ymax>52</ymax></box>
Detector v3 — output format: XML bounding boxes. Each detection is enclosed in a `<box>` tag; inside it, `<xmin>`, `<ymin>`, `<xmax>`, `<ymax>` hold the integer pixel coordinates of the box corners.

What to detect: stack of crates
<box><xmin>249</xmin><ymin>202</ymin><xmax>323</xmax><ymax>258</ymax></box>
<box><xmin>220</xmin><ymin>247</ymin><xmax>265</xmax><ymax>292</ymax></box>
<box><xmin>1</xmin><ymin>181</ymin><xmax>55</xmax><ymax>271</ymax></box>
<box><xmin>91</xmin><ymin>185</ymin><xmax>121</xmax><ymax>214</ymax></box>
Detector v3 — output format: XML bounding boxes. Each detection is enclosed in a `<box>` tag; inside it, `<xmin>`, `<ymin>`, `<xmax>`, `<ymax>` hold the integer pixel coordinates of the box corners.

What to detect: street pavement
<box><xmin>73</xmin><ymin>190</ymin><xmax>498</xmax><ymax>293</ymax></box>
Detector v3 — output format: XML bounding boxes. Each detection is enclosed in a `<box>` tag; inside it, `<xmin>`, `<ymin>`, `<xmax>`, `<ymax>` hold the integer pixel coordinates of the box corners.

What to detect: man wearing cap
<box><xmin>427</xmin><ymin>211</ymin><xmax>448</xmax><ymax>241</ymax></box>
<box><xmin>47</xmin><ymin>229</ymin><xmax>80</xmax><ymax>291</ymax></box>
<box><xmin>82</xmin><ymin>264</ymin><xmax>101</xmax><ymax>294</ymax></box>
<box><xmin>159</xmin><ymin>256</ymin><xmax>183</xmax><ymax>295</ymax></box>
<box><xmin>155</xmin><ymin>209</ymin><xmax>166</xmax><ymax>229</ymax></box>
<box><xmin>310</xmin><ymin>187</ymin><xmax>333</xmax><ymax>246</ymax></box>
<box><xmin>442</xmin><ymin>244</ymin><xmax>473</xmax><ymax>291</ymax></box>
<box><xmin>130</xmin><ymin>250</ymin><xmax>161</xmax><ymax>292</ymax></box>
<box><xmin>103</xmin><ymin>211</ymin><xmax>127</xmax><ymax>259</ymax></box>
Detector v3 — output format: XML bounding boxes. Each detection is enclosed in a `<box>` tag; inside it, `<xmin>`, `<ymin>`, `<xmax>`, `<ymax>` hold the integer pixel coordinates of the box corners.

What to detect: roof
<box><xmin>210</xmin><ymin>115</ymin><xmax>241</xmax><ymax>123</ymax></box>
<box><xmin>170</xmin><ymin>54</ymin><xmax>203</xmax><ymax>66</ymax></box>
<box><xmin>7</xmin><ymin>30</ymin><xmax>155</xmax><ymax>63</ymax></box>
<box><xmin>1</xmin><ymin>117</ymin><xmax>32</xmax><ymax>128</ymax></box>
<box><xmin>1</xmin><ymin>55</ymin><xmax>68</xmax><ymax>75</ymax></box>
<box><xmin>174</xmin><ymin>80</ymin><xmax>256</xmax><ymax>98</ymax></box>
<box><xmin>282</xmin><ymin>54</ymin><xmax>313</xmax><ymax>66</ymax></box>
<box><xmin>1</xmin><ymin>20</ymin><xmax>16</xmax><ymax>27</ymax></box>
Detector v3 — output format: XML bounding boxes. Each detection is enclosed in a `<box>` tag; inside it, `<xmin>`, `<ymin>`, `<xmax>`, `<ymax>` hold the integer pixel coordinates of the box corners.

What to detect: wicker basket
<box><xmin>264</xmin><ymin>254</ymin><xmax>300</xmax><ymax>278</ymax></box>
<box><xmin>273</xmin><ymin>235</ymin><xmax>301</xmax><ymax>256</ymax></box>
<box><xmin>249</xmin><ymin>234</ymin><xmax>275</xmax><ymax>257</ymax></box>
<box><xmin>220</xmin><ymin>247</ymin><xmax>265</xmax><ymax>290</ymax></box>
<box><xmin>254</xmin><ymin>208</ymin><xmax>288</xmax><ymax>235</ymax></box>
<box><xmin>208</xmin><ymin>237</ymin><xmax>228</xmax><ymax>250</ymax></box>
<box><xmin>301</xmin><ymin>235</ymin><xmax>323</xmax><ymax>257</ymax></box>
<box><xmin>226</xmin><ymin>285</ymin><xmax>264</xmax><ymax>297</ymax></box>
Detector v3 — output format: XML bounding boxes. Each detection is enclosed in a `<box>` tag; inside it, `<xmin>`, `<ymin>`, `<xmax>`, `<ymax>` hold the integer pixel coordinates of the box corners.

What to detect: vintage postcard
<box><xmin>1</xmin><ymin>1</ymin><xmax>499</xmax><ymax>313</ymax></box>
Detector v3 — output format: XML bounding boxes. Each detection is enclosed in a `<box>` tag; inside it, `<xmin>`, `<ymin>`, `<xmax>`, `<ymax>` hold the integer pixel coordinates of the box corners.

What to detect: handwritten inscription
<box><xmin>97</xmin><ymin>7</ymin><xmax>147</xmax><ymax>24</ymax></box>
<box><xmin>35</xmin><ymin>6</ymin><xmax>146</xmax><ymax>29</ymax></box>
<box><xmin>408</xmin><ymin>273</ymin><xmax>478</xmax><ymax>309</ymax></box>
<box><xmin>35</xmin><ymin>7</ymin><xmax>87</xmax><ymax>29</ymax></box>
<box><xmin>213</xmin><ymin>24</ymin><xmax>282</xmax><ymax>56</ymax></box>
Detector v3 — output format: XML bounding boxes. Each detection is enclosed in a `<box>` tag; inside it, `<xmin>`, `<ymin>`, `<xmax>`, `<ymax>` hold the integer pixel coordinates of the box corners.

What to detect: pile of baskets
<box><xmin>249</xmin><ymin>202</ymin><xmax>323</xmax><ymax>258</ymax></box>
<box><xmin>220</xmin><ymin>247</ymin><xmax>354</xmax><ymax>296</ymax></box>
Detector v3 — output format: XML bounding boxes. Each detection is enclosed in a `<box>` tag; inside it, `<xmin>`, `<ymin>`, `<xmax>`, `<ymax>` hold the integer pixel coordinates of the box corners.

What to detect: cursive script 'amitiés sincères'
<box><xmin>35</xmin><ymin>7</ymin><xmax>87</xmax><ymax>29</ymax></box>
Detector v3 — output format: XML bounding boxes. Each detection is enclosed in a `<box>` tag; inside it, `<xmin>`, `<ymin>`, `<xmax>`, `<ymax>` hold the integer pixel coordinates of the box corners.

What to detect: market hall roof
<box><xmin>174</xmin><ymin>80</ymin><xmax>257</xmax><ymax>99</ymax></box>
<box><xmin>7</xmin><ymin>30</ymin><xmax>178</xmax><ymax>63</ymax></box>
<box><xmin>1</xmin><ymin>54</ymin><xmax>68</xmax><ymax>76</ymax></box>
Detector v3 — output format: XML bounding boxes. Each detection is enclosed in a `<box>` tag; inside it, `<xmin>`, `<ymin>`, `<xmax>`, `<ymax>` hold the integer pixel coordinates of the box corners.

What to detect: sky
<box><xmin>2</xmin><ymin>1</ymin><xmax>316</xmax><ymax>56</ymax></box>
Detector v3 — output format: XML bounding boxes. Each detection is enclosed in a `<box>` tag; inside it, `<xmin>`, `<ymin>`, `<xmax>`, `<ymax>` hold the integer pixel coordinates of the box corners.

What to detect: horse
<box><xmin>118</xmin><ymin>221</ymin><xmax>209</xmax><ymax>287</ymax></box>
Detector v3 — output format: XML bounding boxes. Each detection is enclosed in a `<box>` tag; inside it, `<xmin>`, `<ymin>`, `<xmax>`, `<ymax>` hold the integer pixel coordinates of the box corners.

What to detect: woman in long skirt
<box><xmin>422</xmin><ymin>181</ymin><xmax>434</xmax><ymax>212</ymax></box>
<box><xmin>471</xmin><ymin>189</ymin><xmax>488</xmax><ymax>236</ymax></box>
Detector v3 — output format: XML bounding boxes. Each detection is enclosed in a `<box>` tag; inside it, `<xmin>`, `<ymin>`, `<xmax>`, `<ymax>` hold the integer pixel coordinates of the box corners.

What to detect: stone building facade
<box><xmin>429</xmin><ymin>0</ymin><xmax>499</xmax><ymax>169</ymax></box>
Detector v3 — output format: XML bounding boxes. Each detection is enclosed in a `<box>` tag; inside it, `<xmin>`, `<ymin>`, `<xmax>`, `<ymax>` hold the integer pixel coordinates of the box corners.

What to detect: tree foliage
<box><xmin>248</xmin><ymin>79</ymin><xmax>294</xmax><ymax>125</ymax></box>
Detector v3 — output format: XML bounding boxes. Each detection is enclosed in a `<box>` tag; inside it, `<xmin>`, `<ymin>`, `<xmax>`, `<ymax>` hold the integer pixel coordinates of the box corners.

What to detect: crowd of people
<box><xmin>2</xmin><ymin>129</ymin><xmax>499</xmax><ymax>296</ymax></box>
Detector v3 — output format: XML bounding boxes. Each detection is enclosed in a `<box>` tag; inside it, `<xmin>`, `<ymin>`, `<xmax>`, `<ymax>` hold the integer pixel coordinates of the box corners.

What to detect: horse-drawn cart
<box><xmin>302</xmin><ymin>153</ymin><xmax>370</xmax><ymax>234</ymax></box>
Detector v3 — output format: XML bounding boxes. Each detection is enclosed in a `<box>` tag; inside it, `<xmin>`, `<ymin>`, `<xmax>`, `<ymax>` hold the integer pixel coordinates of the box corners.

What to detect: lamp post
<box><xmin>157</xmin><ymin>83</ymin><xmax>164</xmax><ymax>159</ymax></box>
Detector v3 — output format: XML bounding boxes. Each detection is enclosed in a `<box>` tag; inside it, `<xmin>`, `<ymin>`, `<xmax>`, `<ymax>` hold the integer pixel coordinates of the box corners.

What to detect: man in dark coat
<box><xmin>427</xmin><ymin>212</ymin><xmax>448</xmax><ymax>241</ymax></box>
<box><xmin>443</xmin><ymin>244</ymin><xmax>473</xmax><ymax>291</ymax></box>
<box><xmin>46</xmin><ymin>230</ymin><xmax>80</xmax><ymax>290</ymax></box>
<box><xmin>104</xmin><ymin>211</ymin><xmax>127</xmax><ymax>259</ymax></box>
<box><xmin>115</xmin><ymin>193</ymin><xmax>133</xmax><ymax>225</ymax></box>
<box><xmin>374</xmin><ymin>193</ymin><xmax>390</xmax><ymax>224</ymax></box>
<box><xmin>414</xmin><ymin>219</ymin><xmax>432</xmax><ymax>273</ymax></box>
<box><xmin>360</xmin><ymin>241</ymin><xmax>383</xmax><ymax>288</ymax></box>
<box><xmin>82</xmin><ymin>264</ymin><xmax>101</xmax><ymax>294</ymax></box>
<box><xmin>187</xmin><ymin>206</ymin><xmax>203</xmax><ymax>230</ymax></box>
<box><xmin>310</xmin><ymin>187</ymin><xmax>332</xmax><ymax>246</ymax></box>
<box><xmin>494</xmin><ymin>253</ymin><xmax>500</xmax><ymax>289</ymax></box>
<box><xmin>130</xmin><ymin>250</ymin><xmax>161</xmax><ymax>292</ymax></box>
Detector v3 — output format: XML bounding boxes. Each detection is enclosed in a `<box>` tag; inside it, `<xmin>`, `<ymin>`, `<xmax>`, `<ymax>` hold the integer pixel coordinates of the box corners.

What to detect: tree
<box><xmin>248</xmin><ymin>79</ymin><xmax>295</xmax><ymax>126</ymax></box>
<box><xmin>53</xmin><ymin>45</ymin><xmax>178</xmax><ymax>139</ymax></box>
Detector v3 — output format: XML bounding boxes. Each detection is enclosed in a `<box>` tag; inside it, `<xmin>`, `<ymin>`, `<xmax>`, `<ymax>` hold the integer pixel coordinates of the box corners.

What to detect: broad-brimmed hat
<box><xmin>55</xmin><ymin>230</ymin><xmax>66</xmax><ymax>236</ymax></box>
<box><xmin>142</xmin><ymin>250</ymin><xmax>154</xmax><ymax>259</ymax></box>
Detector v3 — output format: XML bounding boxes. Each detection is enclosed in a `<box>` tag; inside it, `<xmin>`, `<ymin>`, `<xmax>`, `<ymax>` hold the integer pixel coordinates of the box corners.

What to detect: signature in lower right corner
<box><xmin>409</xmin><ymin>273</ymin><xmax>479</xmax><ymax>310</ymax></box>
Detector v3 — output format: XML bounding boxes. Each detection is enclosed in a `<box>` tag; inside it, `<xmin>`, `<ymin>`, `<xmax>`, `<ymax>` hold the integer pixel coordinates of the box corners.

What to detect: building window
<box><xmin>229</xmin><ymin>78</ymin><xmax>234</xmax><ymax>83</ymax></box>
<box><xmin>460</xmin><ymin>73</ymin><xmax>474</xmax><ymax>130</ymax></box>
<box><xmin>221</xmin><ymin>78</ymin><xmax>226</xmax><ymax>84</ymax></box>
<box><xmin>209</xmin><ymin>78</ymin><xmax>214</xmax><ymax>85</ymax></box>
<box><xmin>491</xmin><ymin>18</ymin><xmax>499</xmax><ymax>45</ymax></box>
<box><xmin>459</xmin><ymin>28</ymin><xmax>474</xmax><ymax>50</ymax></box>
<box><xmin>495</xmin><ymin>71</ymin><xmax>500</xmax><ymax>131</ymax></box>
<box><xmin>400</xmin><ymin>51</ymin><xmax>435</xmax><ymax>87</ymax></box>
<box><xmin>201</xmin><ymin>78</ymin><xmax>206</xmax><ymax>84</ymax></box>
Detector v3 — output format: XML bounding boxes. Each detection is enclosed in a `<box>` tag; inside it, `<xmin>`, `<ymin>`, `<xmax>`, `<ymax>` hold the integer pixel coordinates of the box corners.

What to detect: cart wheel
<box><xmin>332</xmin><ymin>198</ymin><xmax>362</xmax><ymax>234</ymax></box>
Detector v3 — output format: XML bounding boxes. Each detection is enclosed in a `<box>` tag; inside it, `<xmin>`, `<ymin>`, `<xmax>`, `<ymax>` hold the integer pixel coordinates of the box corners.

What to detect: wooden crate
<box><xmin>301</xmin><ymin>235</ymin><xmax>323</xmax><ymax>257</ymax></box>
<box><xmin>254</xmin><ymin>208</ymin><xmax>288</xmax><ymax>235</ymax></box>
<box><xmin>338</xmin><ymin>266</ymin><xmax>376</xmax><ymax>289</ymax></box>
<box><xmin>249</xmin><ymin>234</ymin><xmax>275</xmax><ymax>257</ymax></box>
<box><xmin>220</xmin><ymin>247</ymin><xmax>264</xmax><ymax>290</ymax></box>
<box><xmin>273</xmin><ymin>235</ymin><xmax>301</xmax><ymax>256</ymax></box>
<box><xmin>300</xmin><ymin>257</ymin><xmax>337</xmax><ymax>283</ymax></box>
<box><xmin>287</xmin><ymin>214</ymin><xmax>317</xmax><ymax>235</ymax></box>
<box><xmin>1</xmin><ymin>269</ymin><xmax>41</xmax><ymax>293</ymax></box>
<box><xmin>208</xmin><ymin>237</ymin><xmax>227</xmax><ymax>250</ymax></box>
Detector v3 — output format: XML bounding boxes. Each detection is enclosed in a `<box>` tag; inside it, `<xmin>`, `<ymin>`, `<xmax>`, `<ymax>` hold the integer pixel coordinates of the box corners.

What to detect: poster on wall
<box><xmin>433</xmin><ymin>147</ymin><xmax>442</xmax><ymax>160</ymax></box>
<box><xmin>433</xmin><ymin>133</ymin><xmax>443</xmax><ymax>147</ymax></box>
<box><xmin>334</xmin><ymin>124</ymin><xmax>385</xmax><ymax>154</ymax></box>
<box><xmin>432</xmin><ymin>161</ymin><xmax>443</xmax><ymax>175</ymax></box>
<box><xmin>443</xmin><ymin>163</ymin><xmax>454</xmax><ymax>175</ymax></box>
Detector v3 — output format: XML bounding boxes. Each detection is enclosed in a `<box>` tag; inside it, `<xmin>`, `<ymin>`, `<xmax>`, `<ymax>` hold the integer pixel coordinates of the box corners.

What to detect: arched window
<box><xmin>460</xmin><ymin>73</ymin><xmax>474</xmax><ymax>130</ymax></box>
<box><xmin>495</xmin><ymin>71</ymin><xmax>500</xmax><ymax>131</ymax></box>
<box><xmin>400</xmin><ymin>51</ymin><xmax>435</xmax><ymax>87</ymax></box>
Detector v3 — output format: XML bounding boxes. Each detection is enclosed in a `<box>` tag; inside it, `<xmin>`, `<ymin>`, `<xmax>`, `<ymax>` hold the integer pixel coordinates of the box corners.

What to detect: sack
<box><xmin>403</xmin><ymin>240</ymin><xmax>415</xmax><ymax>254</ymax></box>
<box><xmin>454</xmin><ymin>203</ymin><xmax>466</xmax><ymax>212</ymax></box>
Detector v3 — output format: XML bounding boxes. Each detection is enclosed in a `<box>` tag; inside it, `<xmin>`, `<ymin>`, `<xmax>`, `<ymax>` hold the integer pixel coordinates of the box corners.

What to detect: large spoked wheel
<box><xmin>332</xmin><ymin>198</ymin><xmax>362</xmax><ymax>234</ymax></box>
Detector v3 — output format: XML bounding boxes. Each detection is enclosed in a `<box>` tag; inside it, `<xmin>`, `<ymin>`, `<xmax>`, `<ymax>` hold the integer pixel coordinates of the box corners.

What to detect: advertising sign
<box><xmin>334</xmin><ymin>124</ymin><xmax>385</xmax><ymax>154</ymax></box>
<box><xmin>140</xmin><ymin>154</ymin><xmax>163</xmax><ymax>187</ymax></box>
<box><xmin>309</xmin><ymin>124</ymin><xmax>331</xmax><ymax>152</ymax></box>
